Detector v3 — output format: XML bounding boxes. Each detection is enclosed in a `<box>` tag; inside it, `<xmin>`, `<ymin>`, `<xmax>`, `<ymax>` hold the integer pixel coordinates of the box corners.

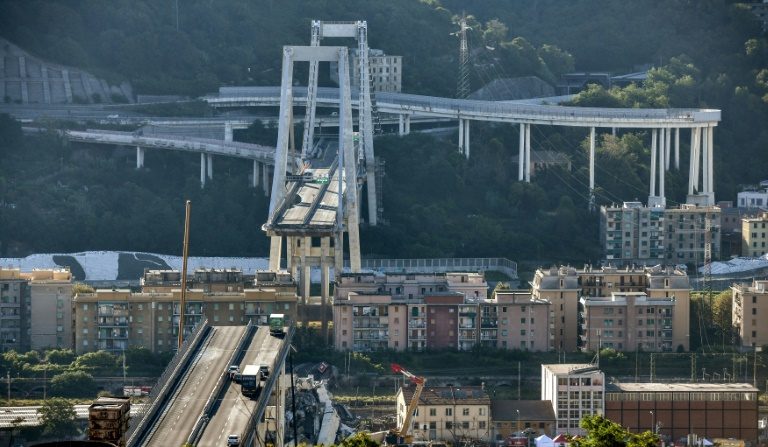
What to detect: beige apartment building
<box><xmin>580</xmin><ymin>291</ymin><xmax>689</xmax><ymax>352</ymax></box>
<box><xmin>532</xmin><ymin>265</ymin><xmax>691</xmax><ymax>352</ymax></box>
<box><xmin>74</xmin><ymin>281</ymin><xmax>298</xmax><ymax>354</ymax></box>
<box><xmin>0</xmin><ymin>267</ymin><xmax>73</xmax><ymax>352</ymax></box>
<box><xmin>397</xmin><ymin>385</ymin><xmax>491</xmax><ymax>443</ymax></box>
<box><xmin>541</xmin><ymin>364</ymin><xmax>605</xmax><ymax>436</ymax></box>
<box><xmin>731</xmin><ymin>279</ymin><xmax>768</xmax><ymax>348</ymax></box>
<box><xmin>487</xmin><ymin>291</ymin><xmax>551</xmax><ymax>351</ymax></box>
<box><xmin>741</xmin><ymin>212</ymin><xmax>768</xmax><ymax>257</ymax></box>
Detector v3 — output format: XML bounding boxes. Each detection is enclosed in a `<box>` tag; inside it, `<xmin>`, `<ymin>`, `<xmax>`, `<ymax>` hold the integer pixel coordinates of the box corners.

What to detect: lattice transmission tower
<box><xmin>454</xmin><ymin>14</ymin><xmax>471</xmax><ymax>99</ymax></box>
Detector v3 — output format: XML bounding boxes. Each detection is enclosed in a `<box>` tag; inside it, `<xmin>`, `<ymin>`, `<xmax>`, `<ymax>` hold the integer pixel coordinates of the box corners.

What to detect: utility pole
<box><xmin>178</xmin><ymin>200</ymin><xmax>191</xmax><ymax>350</ymax></box>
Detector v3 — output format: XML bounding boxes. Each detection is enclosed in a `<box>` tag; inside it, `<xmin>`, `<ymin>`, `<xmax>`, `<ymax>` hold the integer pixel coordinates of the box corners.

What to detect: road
<box><xmin>198</xmin><ymin>326</ymin><xmax>283</xmax><ymax>446</ymax></box>
<box><xmin>143</xmin><ymin>325</ymin><xmax>245</xmax><ymax>447</ymax></box>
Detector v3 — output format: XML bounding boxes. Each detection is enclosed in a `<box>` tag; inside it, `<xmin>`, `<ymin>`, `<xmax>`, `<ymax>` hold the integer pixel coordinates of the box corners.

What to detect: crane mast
<box><xmin>392</xmin><ymin>363</ymin><xmax>426</xmax><ymax>441</ymax></box>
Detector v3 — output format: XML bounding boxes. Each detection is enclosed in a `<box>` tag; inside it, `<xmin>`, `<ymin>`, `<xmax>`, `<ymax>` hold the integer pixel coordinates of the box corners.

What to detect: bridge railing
<box><xmin>126</xmin><ymin>318</ymin><xmax>210</xmax><ymax>447</ymax></box>
<box><xmin>354</xmin><ymin>257</ymin><xmax>518</xmax><ymax>279</ymax></box>
<box><xmin>212</xmin><ymin>86</ymin><xmax>721</xmax><ymax>124</ymax></box>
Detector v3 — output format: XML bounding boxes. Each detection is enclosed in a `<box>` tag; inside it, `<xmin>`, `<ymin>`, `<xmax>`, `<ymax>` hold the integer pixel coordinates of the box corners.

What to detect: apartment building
<box><xmin>531</xmin><ymin>267</ymin><xmax>580</xmax><ymax>352</ymax></box>
<box><xmin>600</xmin><ymin>202</ymin><xmax>721</xmax><ymax>265</ymax></box>
<box><xmin>731</xmin><ymin>279</ymin><xmax>768</xmax><ymax>348</ymax></box>
<box><xmin>330</xmin><ymin>48</ymin><xmax>403</xmax><ymax>93</ymax></box>
<box><xmin>600</xmin><ymin>202</ymin><xmax>666</xmax><ymax>262</ymax></box>
<box><xmin>741</xmin><ymin>212</ymin><xmax>768</xmax><ymax>257</ymax></box>
<box><xmin>24</xmin><ymin>269</ymin><xmax>74</xmax><ymax>350</ymax></box>
<box><xmin>0</xmin><ymin>267</ymin><xmax>73</xmax><ymax>352</ymax></box>
<box><xmin>540</xmin><ymin>364</ymin><xmax>605</xmax><ymax>436</ymax></box>
<box><xmin>0</xmin><ymin>267</ymin><xmax>30</xmax><ymax>352</ymax></box>
<box><xmin>487</xmin><ymin>291</ymin><xmax>551</xmax><ymax>352</ymax></box>
<box><xmin>532</xmin><ymin>265</ymin><xmax>691</xmax><ymax>352</ymax></box>
<box><xmin>580</xmin><ymin>291</ymin><xmax>688</xmax><ymax>352</ymax></box>
<box><xmin>604</xmin><ymin>383</ymin><xmax>759</xmax><ymax>444</ymax></box>
<box><xmin>397</xmin><ymin>385</ymin><xmax>491</xmax><ymax>443</ymax></box>
<box><xmin>335</xmin><ymin>272</ymin><xmax>555</xmax><ymax>352</ymax></box>
<box><xmin>73</xmin><ymin>281</ymin><xmax>298</xmax><ymax>354</ymax></box>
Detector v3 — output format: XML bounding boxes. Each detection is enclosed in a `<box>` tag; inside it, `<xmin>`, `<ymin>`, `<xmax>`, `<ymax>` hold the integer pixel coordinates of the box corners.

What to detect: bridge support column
<box><xmin>405</xmin><ymin>114</ymin><xmax>411</xmax><ymax>135</ymax></box>
<box><xmin>398</xmin><ymin>114</ymin><xmax>405</xmax><ymax>136</ymax></box>
<box><xmin>707</xmin><ymin>126</ymin><xmax>714</xmax><ymax>202</ymax></box>
<box><xmin>589</xmin><ymin>127</ymin><xmax>596</xmax><ymax>193</ymax></box>
<box><xmin>269</xmin><ymin>236</ymin><xmax>282</xmax><ymax>271</ymax></box>
<box><xmin>321</xmin><ymin>237</ymin><xmax>331</xmax><ymax>301</ymax></box>
<box><xmin>659</xmin><ymin>128</ymin><xmax>666</xmax><ymax>204</ymax></box>
<box><xmin>674</xmin><ymin>128</ymin><xmax>680</xmax><ymax>170</ymax></box>
<box><xmin>224</xmin><ymin>122</ymin><xmax>233</xmax><ymax>142</ymax></box>
<box><xmin>200</xmin><ymin>153</ymin><xmax>206</xmax><ymax>187</ymax></box>
<box><xmin>649</xmin><ymin>128</ymin><xmax>657</xmax><ymax>198</ymax></box>
<box><xmin>206</xmin><ymin>154</ymin><xmax>213</xmax><ymax>180</ymax></box>
<box><xmin>262</xmin><ymin>163</ymin><xmax>270</xmax><ymax>196</ymax></box>
<box><xmin>252</xmin><ymin>160</ymin><xmax>260</xmax><ymax>188</ymax></box>
<box><xmin>518</xmin><ymin>123</ymin><xmax>525</xmax><ymax>181</ymax></box>
<box><xmin>458</xmin><ymin>118</ymin><xmax>464</xmax><ymax>152</ymax></box>
<box><xmin>463</xmin><ymin>119</ymin><xmax>470</xmax><ymax>159</ymax></box>
<box><xmin>664</xmin><ymin>127</ymin><xmax>671</xmax><ymax>171</ymax></box>
<box><xmin>136</xmin><ymin>146</ymin><xmax>144</xmax><ymax>169</ymax></box>
<box><xmin>301</xmin><ymin>237</ymin><xmax>312</xmax><ymax>299</ymax></box>
<box><xmin>524</xmin><ymin>123</ymin><xmax>531</xmax><ymax>183</ymax></box>
<box><xmin>688</xmin><ymin>127</ymin><xmax>701</xmax><ymax>195</ymax></box>
<box><xmin>702</xmin><ymin>127</ymin><xmax>709</xmax><ymax>196</ymax></box>
<box><xmin>334</xmin><ymin>233</ymin><xmax>344</xmax><ymax>280</ymax></box>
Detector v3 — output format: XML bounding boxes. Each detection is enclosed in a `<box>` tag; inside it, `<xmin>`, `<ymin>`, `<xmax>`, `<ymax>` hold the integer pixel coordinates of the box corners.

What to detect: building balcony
<box><xmin>408</xmin><ymin>322</ymin><xmax>426</xmax><ymax>328</ymax></box>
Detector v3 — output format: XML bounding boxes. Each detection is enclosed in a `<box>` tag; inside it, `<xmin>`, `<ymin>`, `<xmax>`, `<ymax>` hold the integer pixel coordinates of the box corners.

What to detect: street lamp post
<box><xmin>649</xmin><ymin>411</ymin><xmax>656</xmax><ymax>434</ymax></box>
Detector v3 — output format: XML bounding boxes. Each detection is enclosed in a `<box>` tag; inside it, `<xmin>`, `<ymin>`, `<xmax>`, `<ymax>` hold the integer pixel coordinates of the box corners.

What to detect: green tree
<box><xmin>45</xmin><ymin>349</ymin><xmax>76</xmax><ymax>366</ymax></box>
<box><xmin>711</xmin><ymin>290</ymin><xmax>734</xmax><ymax>347</ymax></box>
<box><xmin>50</xmin><ymin>370</ymin><xmax>96</xmax><ymax>397</ymax></box>
<box><xmin>72</xmin><ymin>350</ymin><xmax>119</xmax><ymax>375</ymax></box>
<box><xmin>337</xmin><ymin>432</ymin><xmax>379</xmax><ymax>447</ymax></box>
<box><xmin>38</xmin><ymin>397</ymin><xmax>78</xmax><ymax>439</ymax></box>
<box><xmin>573</xmin><ymin>414</ymin><xmax>658</xmax><ymax>447</ymax></box>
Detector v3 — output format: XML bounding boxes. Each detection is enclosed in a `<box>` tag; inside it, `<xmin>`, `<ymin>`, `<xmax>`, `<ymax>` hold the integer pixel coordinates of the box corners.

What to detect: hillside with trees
<box><xmin>0</xmin><ymin>0</ymin><xmax>766</xmax><ymax>264</ymax></box>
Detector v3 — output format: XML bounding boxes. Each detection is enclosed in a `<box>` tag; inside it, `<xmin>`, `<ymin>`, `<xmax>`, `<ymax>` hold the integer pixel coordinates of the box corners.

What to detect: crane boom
<box><xmin>391</xmin><ymin>363</ymin><xmax>426</xmax><ymax>440</ymax></box>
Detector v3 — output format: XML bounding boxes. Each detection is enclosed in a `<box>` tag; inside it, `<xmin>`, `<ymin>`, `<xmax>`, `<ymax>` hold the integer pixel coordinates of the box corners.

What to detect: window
<box><xmin>479</xmin><ymin>421</ymin><xmax>486</xmax><ymax>429</ymax></box>
<box><xmin>479</xmin><ymin>408</ymin><xmax>485</xmax><ymax>416</ymax></box>
<box><xmin>463</xmin><ymin>408</ymin><xmax>470</xmax><ymax>416</ymax></box>
<box><xmin>429</xmin><ymin>408</ymin><xmax>436</xmax><ymax>416</ymax></box>
<box><xmin>446</xmin><ymin>422</ymin><xmax>453</xmax><ymax>429</ymax></box>
<box><xmin>445</xmin><ymin>408</ymin><xmax>452</xmax><ymax>416</ymax></box>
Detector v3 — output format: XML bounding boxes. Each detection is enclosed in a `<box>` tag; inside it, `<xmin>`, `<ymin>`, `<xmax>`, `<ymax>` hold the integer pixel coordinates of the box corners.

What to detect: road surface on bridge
<box><xmin>143</xmin><ymin>325</ymin><xmax>245</xmax><ymax>447</ymax></box>
<box><xmin>198</xmin><ymin>326</ymin><xmax>283</xmax><ymax>446</ymax></box>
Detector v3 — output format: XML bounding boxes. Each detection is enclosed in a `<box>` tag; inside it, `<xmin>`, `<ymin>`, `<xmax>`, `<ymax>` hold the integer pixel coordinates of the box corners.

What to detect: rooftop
<box><xmin>491</xmin><ymin>400</ymin><xmax>556</xmax><ymax>421</ymax></box>
<box><xmin>542</xmin><ymin>364</ymin><xmax>600</xmax><ymax>375</ymax></box>
<box><xmin>606</xmin><ymin>383</ymin><xmax>759</xmax><ymax>393</ymax></box>
<box><xmin>401</xmin><ymin>385</ymin><xmax>490</xmax><ymax>406</ymax></box>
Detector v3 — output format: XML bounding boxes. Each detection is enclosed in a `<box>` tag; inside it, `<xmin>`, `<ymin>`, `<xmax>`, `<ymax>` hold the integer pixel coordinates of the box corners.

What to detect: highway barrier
<box><xmin>126</xmin><ymin>319</ymin><xmax>211</xmax><ymax>447</ymax></box>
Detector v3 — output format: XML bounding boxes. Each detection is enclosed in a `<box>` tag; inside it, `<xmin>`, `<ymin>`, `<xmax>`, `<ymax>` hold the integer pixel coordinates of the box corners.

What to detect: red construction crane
<box><xmin>391</xmin><ymin>363</ymin><xmax>426</xmax><ymax>441</ymax></box>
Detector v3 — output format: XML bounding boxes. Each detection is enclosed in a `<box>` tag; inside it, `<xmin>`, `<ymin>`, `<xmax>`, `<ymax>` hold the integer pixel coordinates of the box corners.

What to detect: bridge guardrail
<box><xmin>241</xmin><ymin>325</ymin><xmax>296</xmax><ymax>447</ymax></box>
<box><xmin>355</xmin><ymin>257</ymin><xmax>518</xmax><ymax>279</ymax></box>
<box><xmin>212</xmin><ymin>86</ymin><xmax>721</xmax><ymax>125</ymax></box>
<box><xmin>126</xmin><ymin>318</ymin><xmax>210</xmax><ymax>447</ymax></box>
<box><xmin>186</xmin><ymin>320</ymin><xmax>256</xmax><ymax>446</ymax></box>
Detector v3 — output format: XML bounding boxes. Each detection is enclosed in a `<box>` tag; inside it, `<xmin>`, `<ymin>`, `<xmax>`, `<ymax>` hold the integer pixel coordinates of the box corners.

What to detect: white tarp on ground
<box><xmin>698</xmin><ymin>254</ymin><xmax>768</xmax><ymax>275</ymax></box>
<box><xmin>536</xmin><ymin>434</ymin><xmax>554</xmax><ymax>447</ymax></box>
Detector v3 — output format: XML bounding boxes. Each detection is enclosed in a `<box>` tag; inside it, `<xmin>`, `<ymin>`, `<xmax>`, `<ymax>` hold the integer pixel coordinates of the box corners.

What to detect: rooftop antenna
<box><xmin>452</xmin><ymin>13</ymin><xmax>471</xmax><ymax>99</ymax></box>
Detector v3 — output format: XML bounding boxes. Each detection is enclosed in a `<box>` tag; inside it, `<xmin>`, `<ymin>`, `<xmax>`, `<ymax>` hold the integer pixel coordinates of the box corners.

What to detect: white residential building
<box><xmin>541</xmin><ymin>364</ymin><xmax>605</xmax><ymax>436</ymax></box>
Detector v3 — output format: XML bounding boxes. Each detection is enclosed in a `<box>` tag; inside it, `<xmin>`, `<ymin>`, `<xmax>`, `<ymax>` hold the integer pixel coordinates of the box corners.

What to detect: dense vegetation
<box><xmin>0</xmin><ymin>1</ymin><xmax>766</xmax><ymax>264</ymax></box>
